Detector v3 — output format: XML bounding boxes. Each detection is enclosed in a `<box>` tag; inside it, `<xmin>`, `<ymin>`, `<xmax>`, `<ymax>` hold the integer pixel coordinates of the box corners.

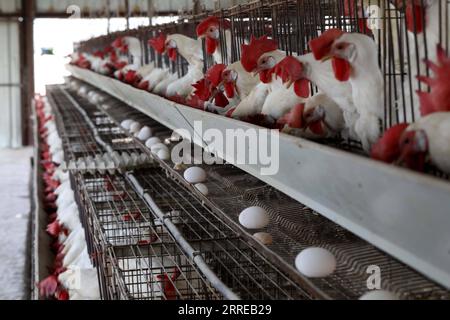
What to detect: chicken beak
<box><xmin>320</xmin><ymin>54</ymin><xmax>333</xmax><ymax>62</ymax></box>
<box><xmin>252</xmin><ymin>66</ymin><xmax>264</xmax><ymax>77</ymax></box>
<box><xmin>285</xmin><ymin>78</ymin><xmax>294</xmax><ymax>89</ymax></box>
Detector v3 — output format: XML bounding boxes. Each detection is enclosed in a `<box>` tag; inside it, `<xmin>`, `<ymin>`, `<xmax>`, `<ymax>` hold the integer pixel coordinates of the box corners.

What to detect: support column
<box><xmin>20</xmin><ymin>0</ymin><xmax>35</xmax><ymax>146</ymax></box>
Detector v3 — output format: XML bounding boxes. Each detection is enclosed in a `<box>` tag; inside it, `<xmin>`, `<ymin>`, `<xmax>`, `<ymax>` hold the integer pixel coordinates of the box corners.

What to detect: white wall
<box><xmin>0</xmin><ymin>20</ymin><xmax>21</xmax><ymax>148</ymax></box>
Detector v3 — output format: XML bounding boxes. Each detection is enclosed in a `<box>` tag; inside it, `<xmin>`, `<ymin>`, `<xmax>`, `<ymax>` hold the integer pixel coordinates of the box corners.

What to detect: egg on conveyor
<box><xmin>253</xmin><ymin>232</ymin><xmax>273</xmax><ymax>245</ymax></box>
<box><xmin>150</xmin><ymin>143</ymin><xmax>168</xmax><ymax>154</ymax></box>
<box><xmin>238</xmin><ymin>207</ymin><xmax>269</xmax><ymax>229</ymax></box>
<box><xmin>359</xmin><ymin>290</ymin><xmax>399</xmax><ymax>300</ymax></box>
<box><xmin>295</xmin><ymin>247</ymin><xmax>336</xmax><ymax>278</ymax></box>
<box><xmin>183</xmin><ymin>167</ymin><xmax>207</xmax><ymax>184</ymax></box>
<box><xmin>170</xmin><ymin>131</ymin><xmax>183</xmax><ymax>142</ymax></box>
<box><xmin>194</xmin><ymin>183</ymin><xmax>209</xmax><ymax>196</ymax></box>
<box><xmin>136</xmin><ymin>126</ymin><xmax>152</xmax><ymax>141</ymax></box>
<box><xmin>145</xmin><ymin>137</ymin><xmax>161</xmax><ymax>148</ymax></box>
<box><xmin>121</xmin><ymin>119</ymin><xmax>134</xmax><ymax>130</ymax></box>
<box><xmin>157</xmin><ymin>149</ymin><xmax>170</xmax><ymax>161</ymax></box>
<box><xmin>129</xmin><ymin>122</ymin><xmax>142</xmax><ymax>134</ymax></box>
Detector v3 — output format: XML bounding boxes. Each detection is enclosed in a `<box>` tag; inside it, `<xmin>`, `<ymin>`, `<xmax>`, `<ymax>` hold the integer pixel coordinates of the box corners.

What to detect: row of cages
<box><xmin>52</xmin><ymin>81</ymin><xmax>450</xmax><ymax>300</ymax></box>
<box><xmin>78</xmin><ymin>0</ymin><xmax>450</xmax><ymax>128</ymax></box>
<box><xmin>48</xmin><ymin>85</ymin><xmax>314</xmax><ymax>300</ymax></box>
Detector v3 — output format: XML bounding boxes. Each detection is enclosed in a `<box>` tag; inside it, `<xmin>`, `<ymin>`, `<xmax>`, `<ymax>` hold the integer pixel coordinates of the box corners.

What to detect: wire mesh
<box><xmin>78</xmin><ymin>172</ymin><xmax>223</xmax><ymax>300</ymax></box>
<box><xmin>131</xmin><ymin>167</ymin><xmax>313</xmax><ymax>300</ymax></box>
<box><xmin>82</xmin><ymin>84</ymin><xmax>450</xmax><ymax>299</ymax></box>
<box><xmin>76</xmin><ymin>0</ymin><xmax>450</xmax><ymax>180</ymax></box>
<box><xmin>48</xmin><ymin>80</ymin><xmax>450</xmax><ymax>301</ymax></box>
<box><xmin>48</xmin><ymin>85</ymin><xmax>224</xmax><ymax>300</ymax></box>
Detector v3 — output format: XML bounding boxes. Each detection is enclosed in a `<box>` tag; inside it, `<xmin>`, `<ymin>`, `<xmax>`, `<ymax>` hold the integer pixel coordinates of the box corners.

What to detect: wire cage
<box><xmin>78</xmin><ymin>0</ymin><xmax>450</xmax><ymax>124</ymax></box>
<box><xmin>75</xmin><ymin>0</ymin><xmax>450</xmax><ymax>180</ymax></box>
<box><xmin>78</xmin><ymin>172</ymin><xmax>223</xmax><ymax>300</ymax></box>
<box><xmin>131</xmin><ymin>167</ymin><xmax>314</xmax><ymax>300</ymax></box>
<box><xmin>47</xmin><ymin>81</ymin><xmax>450</xmax><ymax>300</ymax></box>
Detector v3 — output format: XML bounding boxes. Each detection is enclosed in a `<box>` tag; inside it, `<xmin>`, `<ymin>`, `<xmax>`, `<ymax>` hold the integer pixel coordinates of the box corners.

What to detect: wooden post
<box><xmin>148</xmin><ymin>0</ymin><xmax>155</xmax><ymax>26</ymax></box>
<box><xmin>125</xmin><ymin>0</ymin><xmax>130</xmax><ymax>30</ymax></box>
<box><xmin>20</xmin><ymin>0</ymin><xmax>35</xmax><ymax>146</ymax></box>
<box><xmin>107</xmin><ymin>0</ymin><xmax>111</xmax><ymax>34</ymax></box>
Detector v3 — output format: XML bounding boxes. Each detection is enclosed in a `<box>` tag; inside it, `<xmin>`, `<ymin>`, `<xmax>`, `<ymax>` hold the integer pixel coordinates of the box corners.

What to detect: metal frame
<box><xmin>67</xmin><ymin>65</ymin><xmax>450</xmax><ymax>290</ymax></box>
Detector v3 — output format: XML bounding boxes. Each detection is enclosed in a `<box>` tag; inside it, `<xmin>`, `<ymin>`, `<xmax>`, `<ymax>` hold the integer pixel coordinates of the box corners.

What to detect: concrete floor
<box><xmin>0</xmin><ymin>148</ymin><xmax>32</xmax><ymax>300</ymax></box>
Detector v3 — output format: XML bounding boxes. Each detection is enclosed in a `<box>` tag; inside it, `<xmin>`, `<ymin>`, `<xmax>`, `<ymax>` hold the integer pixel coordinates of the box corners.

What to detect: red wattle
<box><xmin>309</xmin><ymin>121</ymin><xmax>325</xmax><ymax>136</ymax></box>
<box><xmin>294</xmin><ymin>79</ymin><xmax>310</xmax><ymax>98</ymax></box>
<box><xmin>332</xmin><ymin>57</ymin><xmax>351</xmax><ymax>81</ymax></box>
<box><xmin>214</xmin><ymin>92</ymin><xmax>229</xmax><ymax>108</ymax></box>
<box><xmin>138</xmin><ymin>80</ymin><xmax>150</xmax><ymax>91</ymax></box>
<box><xmin>259</xmin><ymin>70</ymin><xmax>272</xmax><ymax>84</ymax></box>
<box><xmin>224</xmin><ymin>82</ymin><xmax>235</xmax><ymax>98</ymax></box>
<box><xmin>406</xmin><ymin>4</ymin><xmax>425</xmax><ymax>33</ymax></box>
<box><xmin>168</xmin><ymin>48</ymin><xmax>177</xmax><ymax>61</ymax></box>
<box><xmin>206</xmin><ymin>38</ymin><xmax>218</xmax><ymax>55</ymax></box>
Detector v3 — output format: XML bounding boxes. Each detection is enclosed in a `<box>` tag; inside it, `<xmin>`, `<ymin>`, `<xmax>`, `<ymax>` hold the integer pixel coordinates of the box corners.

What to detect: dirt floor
<box><xmin>0</xmin><ymin>148</ymin><xmax>32</xmax><ymax>300</ymax></box>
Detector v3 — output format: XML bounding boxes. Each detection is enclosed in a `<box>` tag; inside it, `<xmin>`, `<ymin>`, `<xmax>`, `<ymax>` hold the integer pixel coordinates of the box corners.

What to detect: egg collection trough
<box><xmin>32</xmin><ymin>81</ymin><xmax>450</xmax><ymax>300</ymax></box>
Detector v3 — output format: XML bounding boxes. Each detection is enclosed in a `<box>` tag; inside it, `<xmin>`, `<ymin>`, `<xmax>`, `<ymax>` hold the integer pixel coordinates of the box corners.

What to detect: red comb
<box><xmin>205</xmin><ymin>64</ymin><xmax>227</xmax><ymax>87</ymax></box>
<box><xmin>405</xmin><ymin>3</ymin><xmax>425</xmax><ymax>33</ymax></box>
<box><xmin>274</xmin><ymin>56</ymin><xmax>303</xmax><ymax>83</ymax></box>
<box><xmin>192</xmin><ymin>79</ymin><xmax>212</xmax><ymax>101</ymax></box>
<box><xmin>241</xmin><ymin>36</ymin><xmax>278</xmax><ymax>72</ymax></box>
<box><xmin>309</xmin><ymin>29</ymin><xmax>345</xmax><ymax>60</ymax></box>
<box><xmin>149</xmin><ymin>33</ymin><xmax>167</xmax><ymax>54</ymax></box>
<box><xmin>38</xmin><ymin>275</ymin><xmax>59</xmax><ymax>298</ymax></box>
<box><xmin>417</xmin><ymin>44</ymin><xmax>450</xmax><ymax>116</ymax></box>
<box><xmin>112</xmin><ymin>37</ymin><xmax>124</xmax><ymax>49</ymax></box>
<box><xmin>371</xmin><ymin>123</ymin><xmax>410</xmax><ymax>163</ymax></box>
<box><xmin>196</xmin><ymin>16</ymin><xmax>231</xmax><ymax>36</ymax></box>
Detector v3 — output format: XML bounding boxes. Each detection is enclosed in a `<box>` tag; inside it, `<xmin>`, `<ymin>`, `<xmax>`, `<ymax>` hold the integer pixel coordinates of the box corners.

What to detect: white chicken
<box><xmin>372</xmin><ymin>112</ymin><xmax>450</xmax><ymax>174</ymax></box>
<box><xmin>231</xmin><ymin>36</ymin><xmax>306</xmax><ymax>122</ymax></box>
<box><xmin>57</xmin><ymin>202</ymin><xmax>81</xmax><ymax>232</ymax></box>
<box><xmin>310</xmin><ymin>29</ymin><xmax>384</xmax><ymax>152</ymax></box>
<box><xmin>272</xmin><ymin>54</ymin><xmax>358</xmax><ymax>141</ymax></box>
<box><xmin>396</xmin><ymin>0</ymin><xmax>449</xmax><ymax>123</ymax></box>
<box><xmin>281</xmin><ymin>93</ymin><xmax>346</xmax><ymax>139</ymax></box>
<box><xmin>58</xmin><ymin>267</ymin><xmax>100</xmax><ymax>300</ymax></box>
<box><xmin>372</xmin><ymin>44</ymin><xmax>450</xmax><ymax>173</ymax></box>
<box><xmin>196</xmin><ymin>16</ymin><xmax>233</xmax><ymax>64</ymax></box>
<box><xmin>149</xmin><ymin>33</ymin><xmax>204</xmax><ymax>99</ymax></box>
<box><xmin>205</xmin><ymin>61</ymin><xmax>260</xmax><ymax>114</ymax></box>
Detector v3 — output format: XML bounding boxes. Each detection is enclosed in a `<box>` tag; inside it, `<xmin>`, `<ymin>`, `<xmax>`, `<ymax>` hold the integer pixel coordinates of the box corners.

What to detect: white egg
<box><xmin>137</xmin><ymin>126</ymin><xmax>153</xmax><ymax>141</ymax></box>
<box><xmin>183</xmin><ymin>167</ymin><xmax>207</xmax><ymax>184</ymax></box>
<box><xmin>121</xmin><ymin>119</ymin><xmax>134</xmax><ymax>130</ymax></box>
<box><xmin>157</xmin><ymin>149</ymin><xmax>170</xmax><ymax>161</ymax></box>
<box><xmin>150</xmin><ymin>143</ymin><xmax>168</xmax><ymax>153</ymax></box>
<box><xmin>359</xmin><ymin>290</ymin><xmax>399</xmax><ymax>300</ymax></box>
<box><xmin>129</xmin><ymin>122</ymin><xmax>142</xmax><ymax>134</ymax></box>
<box><xmin>238</xmin><ymin>207</ymin><xmax>269</xmax><ymax>229</ymax></box>
<box><xmin>145</xmin><ymin>137</ymin><xmax>161</xmax><ymax>148</ymax></box>
<box><xmin>295</xmin><ymin>247</ymin><xmax>336</xmax><ymax>278</ymax></box>
<box><xmin>194</xmin><ymin>183</ymin><xmax>209</xmax><ymax>196</ymax></box>
<box><xmin>253</xmin><ymin>232</ymin><xmax>273</xmax><ymax>245</ymax></box>
<box><xmin>170</xmin><ymin>131</ymin><xmax>183</xmax><ymax>142</ymax></box>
